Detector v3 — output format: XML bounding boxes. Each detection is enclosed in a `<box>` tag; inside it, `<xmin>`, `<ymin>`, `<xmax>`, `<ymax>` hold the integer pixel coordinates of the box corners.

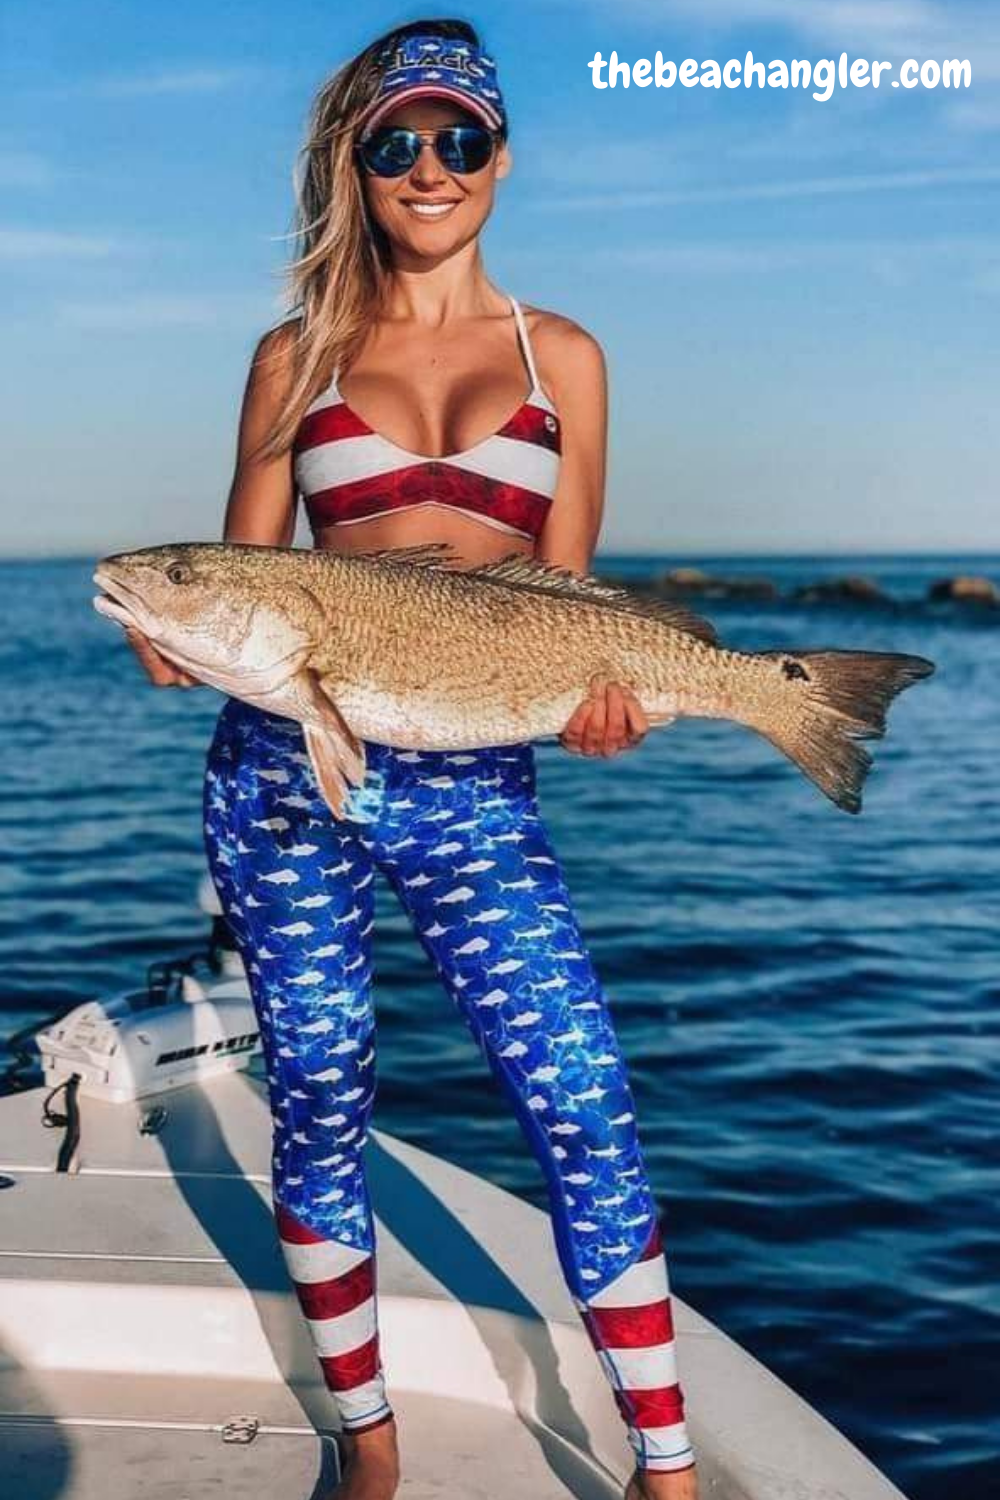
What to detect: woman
<box><xmin>126</xmin><ymin>19</ymin><xmax>698</xmax><ymax>1500</ymax></box>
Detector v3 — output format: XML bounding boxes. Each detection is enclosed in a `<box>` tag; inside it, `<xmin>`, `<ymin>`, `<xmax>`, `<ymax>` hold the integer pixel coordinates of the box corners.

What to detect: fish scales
<box><xmin>299</xmin><ymin>546</ymin><xmax>721</xmax><ymax>746</ymax></box>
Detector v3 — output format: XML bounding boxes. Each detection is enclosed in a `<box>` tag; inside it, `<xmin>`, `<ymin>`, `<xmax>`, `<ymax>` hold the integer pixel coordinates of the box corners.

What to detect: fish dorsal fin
<box><xmin>474</xmin><ymin>556</ymin><xmax>718</xmax><ymax>642</ymax></box>
<box><xmin>356</xmin><ymin>546</ymin><xmax>719</xmax><ymax>645</ymax></box>
<box><xmin>354</xmin><ymin>541</ymin><xmax>460</xmax><ymax>568</ymax></box>
<box><xmin>354</xmin><ymin>544</ymin><xmax>718</xmax><ymax>644</ymax></box>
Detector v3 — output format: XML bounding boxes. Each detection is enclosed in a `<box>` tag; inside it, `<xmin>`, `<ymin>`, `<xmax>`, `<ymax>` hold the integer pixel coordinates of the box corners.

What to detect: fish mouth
<box><xmin>92</xmin><ymin>567</ymin><xmax>161</xmax><ymax>639</ymax></box>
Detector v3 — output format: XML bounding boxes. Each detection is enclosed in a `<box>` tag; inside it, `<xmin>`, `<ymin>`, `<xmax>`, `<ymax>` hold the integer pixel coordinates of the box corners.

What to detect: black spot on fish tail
<box><xmin>781</xmin><ymin>659</ymin><xmax>810</xmax><ymax>681</ymax></box>
<box><xmin>749</xmin><ymin>647</ymin><xmax>936</xmax><ymax>813</ymax></box>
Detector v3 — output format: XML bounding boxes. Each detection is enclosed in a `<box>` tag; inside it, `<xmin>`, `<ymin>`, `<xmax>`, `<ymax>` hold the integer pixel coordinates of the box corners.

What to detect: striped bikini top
<box><xmin>293</xmin><ymin>295</ymin><xmax>561</xmax><ymax>541</ymax></box>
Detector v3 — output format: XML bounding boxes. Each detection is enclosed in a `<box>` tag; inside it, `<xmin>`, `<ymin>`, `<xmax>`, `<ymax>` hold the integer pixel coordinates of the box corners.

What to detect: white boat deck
<box><xmin>0</xmin><ymin>1064</ymin><xmax>909</xmax><ymax>1498</ymax></box>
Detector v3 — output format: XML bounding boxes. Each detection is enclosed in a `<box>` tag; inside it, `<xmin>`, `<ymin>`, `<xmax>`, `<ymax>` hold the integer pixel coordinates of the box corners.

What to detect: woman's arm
<box><xmin>535</xmin><ymin>320</ymin><xmax>607</xmax><ymax>576</ymax></box>
<box><xmin>125</xmin><ymin>322</ymin><xmax>300</xmax><ymax>685</ymax></box>
<box><xmin>533</xmin><ymin>316</ymin><xmax>650</xmax><ymax>758</ymax></box>
<box><xmin>221</xmin><ymin>320</ymin><xmax>299</xmax><ymax>546</ymax></box>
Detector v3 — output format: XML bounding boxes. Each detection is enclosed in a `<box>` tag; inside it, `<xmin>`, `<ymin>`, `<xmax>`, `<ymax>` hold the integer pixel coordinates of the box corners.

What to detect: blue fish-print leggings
<box><xmin>202</xmin><ymin>697</ymin><xmax>695</xmax><ymax>1474</ymax></box>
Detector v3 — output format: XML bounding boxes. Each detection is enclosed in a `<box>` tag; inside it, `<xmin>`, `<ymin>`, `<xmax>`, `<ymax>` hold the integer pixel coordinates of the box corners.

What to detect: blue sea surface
<box><xmin>1</xmin><ymin>553</ymin><xmax>997</xmax><ymax>1500</ymax></box>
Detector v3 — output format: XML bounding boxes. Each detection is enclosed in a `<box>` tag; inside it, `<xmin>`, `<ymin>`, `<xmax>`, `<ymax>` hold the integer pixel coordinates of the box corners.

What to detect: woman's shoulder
<box><xmin>520</xmin><ymin>303</ymin><xmax>607</xmax><ymax>402</ymax></box>
<box><xmin>521</xmin><ymin>303</ymin><xmax>603</xmax><ymax>355</ymax></box>
<box><xmin>240</xmin><ymin>319</ymin><xmax>306</xmax><ymax>424</ymax></box>
<box><xmin>251</xmin><ymin>316</ymin><xmax>303</xmax><ymax>374</ymax></box>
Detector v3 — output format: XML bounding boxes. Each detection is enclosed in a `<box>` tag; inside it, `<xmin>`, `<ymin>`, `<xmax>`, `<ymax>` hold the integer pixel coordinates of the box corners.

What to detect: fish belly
<box><xmin>333</xmin><ymin>681</ymin><xmax>590</xmax><ymax>750</ymax></box>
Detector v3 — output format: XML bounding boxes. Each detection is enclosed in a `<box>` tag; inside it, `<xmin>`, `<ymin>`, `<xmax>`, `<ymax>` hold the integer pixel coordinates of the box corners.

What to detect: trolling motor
<box><xmin>26</xmin><ymin>876</ymin><xmax>261</xmax><ymax>1105</ymax></box>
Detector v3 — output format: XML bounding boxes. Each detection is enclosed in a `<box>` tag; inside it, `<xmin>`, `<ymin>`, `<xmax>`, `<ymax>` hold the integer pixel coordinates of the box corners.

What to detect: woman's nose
<box><xmin>409</xmin><ymin>140</ymin><xmax>448</xmax><ymax>186</ymax></box>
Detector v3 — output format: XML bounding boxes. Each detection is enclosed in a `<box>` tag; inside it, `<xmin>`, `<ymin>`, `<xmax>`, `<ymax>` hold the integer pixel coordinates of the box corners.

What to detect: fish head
<box><xmin>93</xmin><ymin>542</ymin><xmax>322</xmax><ymax>696</ymax></box>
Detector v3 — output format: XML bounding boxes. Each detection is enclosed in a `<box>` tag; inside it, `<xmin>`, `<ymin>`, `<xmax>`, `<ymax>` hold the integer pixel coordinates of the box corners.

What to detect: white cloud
<box><xmin>0</xmin><ymin>228</ymin><xmax>124</xmax><ymax>259</ymax></box>
<box><xmin>91</xmin><ymin>65</ymin><xmax>272</xmax><ymax>98</ymax></box>
<box><xmin>0</xmin><ymin>151</ymin><xmax>54</xmax><ymax>189</ymax></box>
<box><xmin>522</xmin><ymin>134</ymin><xmax>694</xmax><ymax>188</ymax></box>
<box><xmin>512</xmin><ymin>231</ymin><xmax>1000</xmax><ymax>291</ymax></box>
<box><xmin>30</xmin><ymin>65</ymin><xmax>277</xmax><ymax>102</ymax></box>
<box><xmin>634</xmin><ymin>0</ymin><xmax>941</xmax><ymax>39</ymax></box>
<box><xmin>54</xmin><ymin>293</ymin><xmax>279</xmax><ymax>330</ymax></box>
<box><xmin>970</xmin><ymin>264</ymin><xmax>1000</xmax><ymax>294</ymax></box>
<box><xmin>533</xmin><ymin>163</ymin><xmax>1000</xmax><ymax>210</ymax></box>
<box><xmin>590</xmin><ymin>242</ymin><xmax>802</xmax><ymax>274</ymax></box>
<box><xmin>564</xmin><ymin>0</ymin><xmax>969</xmax><ymax>44</ymax></box>
<box><xmin>944</xmin><ymin>99</ymin><xmax>1000</xmax><ymax>131</ymax></box>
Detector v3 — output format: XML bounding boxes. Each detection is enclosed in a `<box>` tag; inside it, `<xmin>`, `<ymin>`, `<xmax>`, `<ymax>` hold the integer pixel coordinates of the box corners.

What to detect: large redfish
<box><xmin>93</xmin><ymin>541</ymin><xmax>934</xmax><ymax>818</ymax></box>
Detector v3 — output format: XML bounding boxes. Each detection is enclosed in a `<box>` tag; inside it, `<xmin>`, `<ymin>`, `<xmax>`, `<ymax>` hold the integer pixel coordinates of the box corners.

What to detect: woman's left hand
<box><xmin>558</xmin><ymin>675</ymin><xmax>650</xmax><ymax>757</ymax></box>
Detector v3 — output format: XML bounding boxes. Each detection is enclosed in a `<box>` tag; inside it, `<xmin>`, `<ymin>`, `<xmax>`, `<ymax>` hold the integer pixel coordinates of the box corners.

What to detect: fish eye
<box><xmin>166</xmin><ymin>561</ymin><xmax>190</xmax><ymax>585</ymax></box>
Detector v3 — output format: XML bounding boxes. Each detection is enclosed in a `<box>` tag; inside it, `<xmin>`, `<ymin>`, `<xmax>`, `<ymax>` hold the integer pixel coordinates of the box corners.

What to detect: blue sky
<box><xmin>3</xmin><ymin>0</ymin><xmax>998</xmax><ymax>557</ymax></box>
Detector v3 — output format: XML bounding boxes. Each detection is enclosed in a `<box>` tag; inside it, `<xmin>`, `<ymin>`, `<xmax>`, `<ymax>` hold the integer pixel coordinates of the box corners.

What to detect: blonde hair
<box><xmin>257</xmin><ymin>17</ymin><xmax>505</xmax><ymax>458</ymax></box>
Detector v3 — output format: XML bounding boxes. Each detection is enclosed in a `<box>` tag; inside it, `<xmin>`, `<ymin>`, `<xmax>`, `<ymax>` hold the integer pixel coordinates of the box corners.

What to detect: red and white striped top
<box><xmin>293</xmin><ymin>295</ymin><xmax>561</xmax><ymax>541</ymax></box>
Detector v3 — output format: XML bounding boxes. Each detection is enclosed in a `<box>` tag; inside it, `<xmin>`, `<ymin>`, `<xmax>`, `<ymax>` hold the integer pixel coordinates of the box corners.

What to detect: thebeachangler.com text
<box><xmin>588</xmin><ymin>52</ymin><xmax>972</xmax><ymax>102</ymax></box>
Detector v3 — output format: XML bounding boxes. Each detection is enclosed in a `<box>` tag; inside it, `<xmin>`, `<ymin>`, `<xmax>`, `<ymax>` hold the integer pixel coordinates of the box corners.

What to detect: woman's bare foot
<box><xmin>331</xmin><ymin>1418</ymin><xmax>400</xmax><ymax>1499</ymax></box>
<box><xmin>624</xmin><ymin>1462</ymin><xmax>699</xmax><ymax>1500</ymax></box>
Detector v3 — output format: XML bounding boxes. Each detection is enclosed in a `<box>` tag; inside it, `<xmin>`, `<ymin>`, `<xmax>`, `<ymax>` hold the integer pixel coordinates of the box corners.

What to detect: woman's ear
<box><xmin>495</xmin><ymin>140</ymin><xmax>513</xmax><ymax>181</ymax></box>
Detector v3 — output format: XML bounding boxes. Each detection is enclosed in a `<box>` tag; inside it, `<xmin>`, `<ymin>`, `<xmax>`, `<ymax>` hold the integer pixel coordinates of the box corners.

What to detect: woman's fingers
<box><xmin>558</xmin><ymin>680</ymin><xmax>650</xmax><ymax>756</ymax></box>
<box><xmin>580</xmin><ymin>676</ymin><xmax>609</xmax><ymax>756</ymax></box>
<box><xmin>557</xmin><ymin>698</ymin><xmax>591</xmax><ymax>753</ymax></box>
<box><xmin>603</xmin><ymin>681</ymin><xmax>630</xmax><ymax>754</ymax></box>
<box><xmin>558</xmin><ymin>692</ymin><xmax>604</xmax><ymax>755</ymax></box>
<box><xmin>622</xmin><ymin>687</ymin><xmax>650</xmax><ymax>746</ymax></box>
<box><xmin>124</xmin><ymin>627</ymin><xmax>168</xmax><ymax>683</ymax></box>
<box><xmin>124</xmin><ymin>626</ymin><xmax>196</xmax><ymax>687</ymax></box>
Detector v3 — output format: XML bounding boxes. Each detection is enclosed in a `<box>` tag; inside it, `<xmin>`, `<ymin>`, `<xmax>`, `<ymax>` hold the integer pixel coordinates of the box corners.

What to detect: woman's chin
<box><xmin>378</xmin><ymin>203</ymin><xmax>488</xmax><ymax>253</ymax></box>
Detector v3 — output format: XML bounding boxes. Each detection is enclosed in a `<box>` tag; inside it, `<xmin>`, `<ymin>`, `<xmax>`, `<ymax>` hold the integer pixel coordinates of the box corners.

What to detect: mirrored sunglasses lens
<box><xmin>438</xmin><ymin>127</ymin><xmax>494</xmax><ymax>173</ymax></box>
<box><xmin>361</xmin><ymin>129</ymin><xmax>419</xmax><ymax>176</ymax></box>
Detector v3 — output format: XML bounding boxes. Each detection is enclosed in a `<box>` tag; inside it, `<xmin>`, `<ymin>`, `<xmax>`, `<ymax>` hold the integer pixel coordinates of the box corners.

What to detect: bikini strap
<box><xmin>509</xmin><ymin>295</ymin><xmax>542</xmax><ymax>394</ymax></box>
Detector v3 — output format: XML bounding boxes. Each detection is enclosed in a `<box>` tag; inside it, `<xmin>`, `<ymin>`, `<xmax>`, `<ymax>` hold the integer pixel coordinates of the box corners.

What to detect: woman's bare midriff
<box><xmin>311</xmin><ymin>501</ymin><xmax>536</xmax><ymax>567</ymax></box>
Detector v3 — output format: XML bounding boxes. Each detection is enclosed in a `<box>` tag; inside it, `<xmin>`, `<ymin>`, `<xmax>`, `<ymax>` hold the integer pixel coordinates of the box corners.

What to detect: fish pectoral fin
<box><xmin>312</xmin><ymin>678</ymin><xmax>367</xmax><ymax>786</ymax></box>
<box><xmin>298</xmin><ymin>674</ymin><xmax>367</xmax><ymax>821</ymax></box>
<box><xmin>303</xmin><ymin>726</ymin><xmax>354</xmax><ymax>821</ymax></box>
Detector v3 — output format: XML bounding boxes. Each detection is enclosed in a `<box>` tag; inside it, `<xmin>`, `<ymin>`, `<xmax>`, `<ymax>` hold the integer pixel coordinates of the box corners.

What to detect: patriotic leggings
<box><xmin>202</xmin><ymin>697</ymin><xmax>694</xmax><ymax>1474</ymax></box>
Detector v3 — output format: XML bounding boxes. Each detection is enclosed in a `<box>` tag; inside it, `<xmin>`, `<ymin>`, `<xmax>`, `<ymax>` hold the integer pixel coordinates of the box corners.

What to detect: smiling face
<box><xmin>357</xmin><ymin>97</ymin><xmax>511</xmax><ymax>263</ymax></box>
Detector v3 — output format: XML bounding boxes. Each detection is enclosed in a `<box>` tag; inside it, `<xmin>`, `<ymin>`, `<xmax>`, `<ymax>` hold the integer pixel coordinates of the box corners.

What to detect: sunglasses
<box><xmin>355</xmin><ymin>124</ymin><xmax>499</xmax><ymax>179</ymax></box>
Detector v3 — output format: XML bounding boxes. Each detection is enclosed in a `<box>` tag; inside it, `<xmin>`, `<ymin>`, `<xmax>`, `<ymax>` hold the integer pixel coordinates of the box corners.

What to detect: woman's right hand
<box><xmin>123</xmin><ymin>625</ymin><xmax>201</xmax><ymax>687</ymax></box>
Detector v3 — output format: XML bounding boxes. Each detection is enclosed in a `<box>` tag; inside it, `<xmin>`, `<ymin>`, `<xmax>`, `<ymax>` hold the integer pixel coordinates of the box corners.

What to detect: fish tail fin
<box><xmin>743</xmin><ymin>648</ymin><xmax>935</xmax><ymax>813</ymax></box>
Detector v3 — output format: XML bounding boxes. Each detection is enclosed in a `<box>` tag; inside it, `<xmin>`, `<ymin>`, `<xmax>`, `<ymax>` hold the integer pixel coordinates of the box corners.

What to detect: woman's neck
<box><xmin>376</xmin><ymin>248</ymin><xmax>506</xmax><ymax>327</ymax></box>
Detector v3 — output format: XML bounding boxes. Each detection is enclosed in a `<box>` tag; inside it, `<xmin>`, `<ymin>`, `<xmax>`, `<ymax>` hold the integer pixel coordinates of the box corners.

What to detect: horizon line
<box><xmin>3</xmin><ymin>547</ymin><xmax>999</xmax><ymax>565</ymax></box>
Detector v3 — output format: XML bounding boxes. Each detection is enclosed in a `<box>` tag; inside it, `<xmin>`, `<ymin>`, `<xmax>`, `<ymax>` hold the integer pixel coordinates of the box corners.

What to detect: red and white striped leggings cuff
<box><xmin>576</xmin><ymin>1220</ymin><xmax>696</xmax><ymax>1475</ymax></box>
<box><xmin>275</xmin><ymin>1204</ymin><xmax>392</xmax><ymax>1434</ymax></box>
<box><xmin>630</xmin><ymin>1430</ymin><xmax>697</xmax><ymax>1472</ymax></box>
<box><xmin>341</xmin><ymin>1405</ymin><xmax>395</xmax><ymax>1435</ymax></box>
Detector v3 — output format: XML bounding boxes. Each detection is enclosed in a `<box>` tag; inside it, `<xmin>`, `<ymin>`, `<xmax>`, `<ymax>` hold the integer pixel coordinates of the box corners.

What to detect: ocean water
<box><xmin>1</xmin><ymin>553</ymin><xmax>997</xmax><ymax>1500</ymax></box>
